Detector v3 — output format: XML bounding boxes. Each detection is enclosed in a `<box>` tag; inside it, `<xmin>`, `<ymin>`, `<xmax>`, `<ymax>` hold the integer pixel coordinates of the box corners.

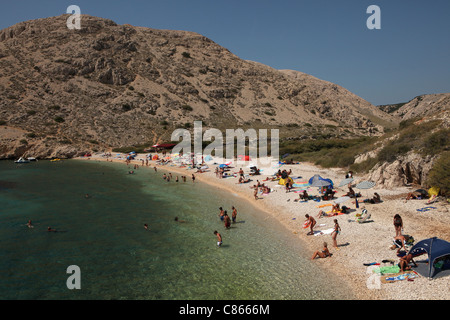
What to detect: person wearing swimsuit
<box><xmin>311</xmin><ymin>242</ymin><xmax>331</xmax><ymax>260</ymax></box>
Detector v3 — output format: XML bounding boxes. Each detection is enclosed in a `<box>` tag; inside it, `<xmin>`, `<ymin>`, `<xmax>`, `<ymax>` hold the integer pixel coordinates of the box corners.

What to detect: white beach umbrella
<box><xmin>338</xmin><ymin>177</ymin><xmax>354</xmax><ymax>187</ymax></box>
<box><xmin>355</xmin><ymin>181</ymin><xmax>376</xmax><ymax>189</ymax></box>
<box><xmin>355</xmin><ymin>181</ymin><xmax>376</xmax><ymax>198</ymax></box>
<box><xmin>334</xmin><ymin>196</ymin><xmax>350</xmax><ymax>204</ymax></box>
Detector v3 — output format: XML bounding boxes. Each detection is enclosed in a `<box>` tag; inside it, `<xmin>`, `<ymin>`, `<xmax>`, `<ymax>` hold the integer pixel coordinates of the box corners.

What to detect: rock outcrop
<box><xmin>364</xmin><ymin>151</ymin><xmax>438</xmax><ymax>189</ymax></box>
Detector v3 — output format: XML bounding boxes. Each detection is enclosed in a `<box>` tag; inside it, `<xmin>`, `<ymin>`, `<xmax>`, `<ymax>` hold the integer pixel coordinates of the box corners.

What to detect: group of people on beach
<box><xmin>307</xmin><ymin>213</ymin><xmax>341</xmax><ymax>260</ymax></box>
<box><xmin>250</xmin><ymin>180</ymin><xmax>271</xmax><ymax>200</ymax></box>
<box><xmin>130</xmin><ymin>155</ymin><xmax>422</xmax><ymax>276</ymax></box>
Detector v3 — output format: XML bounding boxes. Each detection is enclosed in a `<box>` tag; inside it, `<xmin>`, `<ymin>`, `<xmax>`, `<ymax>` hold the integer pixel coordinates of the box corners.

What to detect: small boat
<box><xmin>27</xmin><ymin>157</ymin><xmax>37</xmax><ymax>162</ymax></box>
<box><xmin>50</xmin><ymin>158</ymin><xmax>62</xmax><ymax>162</ymax></box>
<box><xmin>15</xmin><ymin>157</ymin><xmax>30</xmax><ymax>164</ymax></box>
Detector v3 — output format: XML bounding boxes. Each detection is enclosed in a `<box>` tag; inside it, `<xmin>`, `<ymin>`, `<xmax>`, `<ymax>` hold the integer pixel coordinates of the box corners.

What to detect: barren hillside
<box><xmin>0</xmin><ymin>15</ymin><xmax>397</xmax><ymax>159</ymax></box>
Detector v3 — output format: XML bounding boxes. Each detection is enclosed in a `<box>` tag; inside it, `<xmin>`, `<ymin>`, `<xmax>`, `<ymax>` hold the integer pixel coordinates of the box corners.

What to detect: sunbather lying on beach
<box><xmin>317</xmin><ymin>210</ymin><xmax>334</xmax><ymax>218</ymax></box>
<box><xmin>405</xmin><ymin>191</ymin><xmax>423</xmax><ymax>201</ymax></box>
<box><xmin>237</xmin><ymin>176</ymin><xmax>244</xmax><ymax>184</ymax></box>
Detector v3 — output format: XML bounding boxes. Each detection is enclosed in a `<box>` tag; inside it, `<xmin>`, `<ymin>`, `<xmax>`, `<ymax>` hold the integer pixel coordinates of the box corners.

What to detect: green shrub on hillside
<box><xmin>426</xmin><ymin>151</ymin><xmax>450</xmax><ymax>196</ymax></box>
<box><xmin>422</xmin><ymin>128</ymin><xmax>450</xmax><ymax>156</ymax></box>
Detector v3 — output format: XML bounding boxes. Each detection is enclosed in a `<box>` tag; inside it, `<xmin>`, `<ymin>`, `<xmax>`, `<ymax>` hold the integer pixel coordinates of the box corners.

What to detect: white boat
<box><xmin>27</xmin><ymin>157</ymin><xmax>37</xmax><ymax>162</ymax></box>
<box><xmin>15</xmin><ymin>157</ymin><xmax>30</xmax><ymax>164</ymax></box>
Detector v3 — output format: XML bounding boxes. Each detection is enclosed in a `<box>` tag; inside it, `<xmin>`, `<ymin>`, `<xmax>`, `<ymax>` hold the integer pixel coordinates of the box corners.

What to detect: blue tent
<box><xmin>308</xmin><ymin>174</ymin><xmax>334</xmax><ymax>188</ymax></box>
<box><xmin>408</xmin><ymin>237</ymin><xmax>450</xmax><ymax>278</ymax></box>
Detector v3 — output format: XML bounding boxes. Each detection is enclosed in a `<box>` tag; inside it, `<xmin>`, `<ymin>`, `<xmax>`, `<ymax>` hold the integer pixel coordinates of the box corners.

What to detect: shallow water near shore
<box><xmin>0</xmin><ymin>160</ymin><xmax>355</xmax><ymax>300</ymax></box>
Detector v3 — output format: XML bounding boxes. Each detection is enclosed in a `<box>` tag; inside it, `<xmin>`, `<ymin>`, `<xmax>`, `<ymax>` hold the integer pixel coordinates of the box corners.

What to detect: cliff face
<box><xmin>0</xmin><ymin>15</ymin><xmax>396</xmax><ymax>159</ymax></box>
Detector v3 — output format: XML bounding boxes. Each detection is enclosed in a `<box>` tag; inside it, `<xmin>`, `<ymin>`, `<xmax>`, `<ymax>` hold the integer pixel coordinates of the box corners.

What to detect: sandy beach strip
<box><xmin>77</xmin><ymin>153</ymin><xmax>450</xmax><ymax>300</ymax></box>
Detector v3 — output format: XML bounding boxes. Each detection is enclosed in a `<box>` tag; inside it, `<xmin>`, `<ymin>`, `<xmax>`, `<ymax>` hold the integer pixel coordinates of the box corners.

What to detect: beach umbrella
<box><xmin>356</xmin><ymin>180</ymin><xmax>376</xmax><ymax>198</ymax></box>
<box><xmin>334</xmin><ymin>196</ymin><xmax>350</xmax><ymax>204</ymax></box>
<box><xmin>355</xmin><ymin>181</ymin><xmax>376</xmax><ymax>189</ymax></box>
<box><xmin>309</xmin><ymin>174</ymin><xmax>332</xmax><ymax>187</ymax></box>
<box><xmin>219</xmin><ymin>164</ymin><xmax>228</xmax><ymax>168</ymax></box>
<box><xmin>338</xmin><ymin>177</ymin><xmax>354</xmax><ymax>187</ymax></box>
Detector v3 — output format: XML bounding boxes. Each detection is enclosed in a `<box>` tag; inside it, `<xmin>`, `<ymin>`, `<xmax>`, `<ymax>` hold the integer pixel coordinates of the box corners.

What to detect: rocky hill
<box><xmin>0</xmin><ymin>15</ymin><xmax>397</xmax><ymax>159</ymax></box>
<box><xmin>377</xmin><ymin>93</ymin><xmax>450</xmax><ymax>120</ymax></box>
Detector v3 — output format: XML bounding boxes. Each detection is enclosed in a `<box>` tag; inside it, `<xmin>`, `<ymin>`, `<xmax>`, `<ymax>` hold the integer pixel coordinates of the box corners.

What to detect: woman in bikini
<box><xmin>311</xmin><ymin>242</ymin><xmax>331</xmax><ymax>260</ymax></box>
<box><xmin>331</xmin><ymin>219</ymin><xmax>341</xmax><ymax>249</ymax></box>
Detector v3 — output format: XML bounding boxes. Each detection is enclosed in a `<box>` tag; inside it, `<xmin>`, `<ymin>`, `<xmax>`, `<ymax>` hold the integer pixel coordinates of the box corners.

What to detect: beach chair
<box><xmin>357</xmin><ymin>209</ymin><xmax>371</xmax><ymax>223</ymax></box>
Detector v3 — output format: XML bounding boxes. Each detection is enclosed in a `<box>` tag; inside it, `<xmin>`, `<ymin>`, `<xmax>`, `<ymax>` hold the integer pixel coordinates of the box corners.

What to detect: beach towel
<box><xmin>381</xmin><ymin>271</ymin><xmax>419</xmax><ymax>283</ymax></box>
<box><xmin>416</xmin><ymin>206</ymin><xmax>437</xmax><ymax>212</ymax></box>
<box><xmin>373</xmin><ymin>265</ymin><xmax>400</xmax><ymax>275</ymax></box>
<box><xmin>317</xmin><ymin>204</ymin><xmax>333</xmax><ymax>208</ymax></box>
<box><xmin>313</xmin><ymin>228</ymin><xmax>335</xmax><ymax>236</ymax></box>
<box><xmin>293</xmin><ymin>182</ymin><xmax>310</xmax><ymax>188</ymax></box>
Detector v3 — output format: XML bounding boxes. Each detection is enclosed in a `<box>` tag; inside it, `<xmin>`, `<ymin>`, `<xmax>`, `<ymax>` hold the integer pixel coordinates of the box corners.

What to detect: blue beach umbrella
<box><xmin>309</xmin><ymin>174</ymin><xmax>332</xmax><ymax>187</ymax></box>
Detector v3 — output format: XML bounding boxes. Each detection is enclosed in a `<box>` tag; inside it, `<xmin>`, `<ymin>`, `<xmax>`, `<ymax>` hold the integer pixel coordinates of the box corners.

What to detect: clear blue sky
<box><xmin>1</xmin><ymin>0</ymin><xmax>449</xmax><ymax>106</ymax></box>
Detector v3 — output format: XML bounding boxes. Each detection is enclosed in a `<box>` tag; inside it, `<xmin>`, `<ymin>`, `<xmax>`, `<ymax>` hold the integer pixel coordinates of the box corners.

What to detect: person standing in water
<box><xmin>214</xmin><ymin>231</ymin><xmax>222</xmax><ymax>247</ymax></box>
<box><xmin>224</xmin><ymin>213</ymin><xmax>231</xmax><ymax>229</ymax></box>
<box><xmin>231</xmin><ymin>206</ymin><xmax>237</xmax><ymax>223</ymax></box>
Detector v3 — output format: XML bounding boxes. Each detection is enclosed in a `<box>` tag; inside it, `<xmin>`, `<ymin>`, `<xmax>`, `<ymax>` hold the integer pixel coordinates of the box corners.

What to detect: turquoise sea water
<box><xmin>0</xmin><ymin>160</ymin><xmax>355</xmax><ymax>300</ymax></box>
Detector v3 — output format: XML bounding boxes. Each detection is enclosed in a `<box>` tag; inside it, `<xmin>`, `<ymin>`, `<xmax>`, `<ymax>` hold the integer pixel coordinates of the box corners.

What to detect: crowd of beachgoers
<box><xmin>79</xmin><ymin>151</ymin><xmax>450</xmax><ymax>300</ymax></box>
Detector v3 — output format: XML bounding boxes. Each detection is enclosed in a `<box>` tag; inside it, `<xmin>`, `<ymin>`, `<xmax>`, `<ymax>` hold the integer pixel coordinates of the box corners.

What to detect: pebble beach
<box><xmin>80</xmin><ymin>153</ymin><xmax>450</xmax><ymax>300</ymax></box>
